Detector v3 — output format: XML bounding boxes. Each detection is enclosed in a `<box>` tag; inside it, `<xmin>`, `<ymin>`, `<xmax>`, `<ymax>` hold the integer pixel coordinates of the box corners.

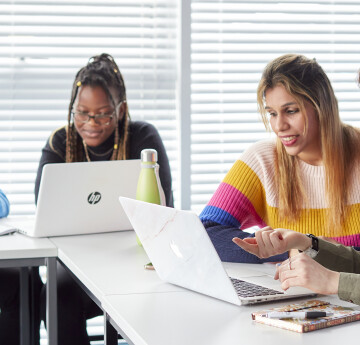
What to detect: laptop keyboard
<box><xmin>230</xmin><ymin>277</ymin><xmax>284</xmax><ymax>298</ymax></box>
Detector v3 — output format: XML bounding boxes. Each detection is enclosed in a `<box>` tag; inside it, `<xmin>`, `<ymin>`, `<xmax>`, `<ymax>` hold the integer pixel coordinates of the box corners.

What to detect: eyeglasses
<box><xmin>71</xmin><ymin>110</ymin><xmax>114</xmax><ymax>126</ymax></box>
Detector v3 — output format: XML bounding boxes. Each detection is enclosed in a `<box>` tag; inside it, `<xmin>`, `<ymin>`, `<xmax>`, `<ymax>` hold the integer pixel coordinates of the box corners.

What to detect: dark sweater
<box><xmin>35</xmin><ymin>120</ymin><xmax>173</xmax><ymax>207</ymax></box>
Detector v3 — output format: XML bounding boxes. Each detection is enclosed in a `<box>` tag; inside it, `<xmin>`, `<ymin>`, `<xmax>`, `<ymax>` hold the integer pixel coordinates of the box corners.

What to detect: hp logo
<box><xmin>87</xmin><ymin>192</ymin><xmax>101</xmax><ymax>205</ymax></box>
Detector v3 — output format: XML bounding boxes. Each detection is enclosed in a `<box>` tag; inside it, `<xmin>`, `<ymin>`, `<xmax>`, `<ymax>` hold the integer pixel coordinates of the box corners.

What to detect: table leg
<box><xmin>46</xmin><ymin>258</ymin><xmax>57</xmax><ymax>345</ymax></box>
<box><xmin>19</xmin><ymin>267</ymin><xmax>30</xmax><ymax>345</ymax></box>
<box><xmin>104</xmin><ymin>313</ymin><xmax>118</xmax><ymax>345</ymax></box>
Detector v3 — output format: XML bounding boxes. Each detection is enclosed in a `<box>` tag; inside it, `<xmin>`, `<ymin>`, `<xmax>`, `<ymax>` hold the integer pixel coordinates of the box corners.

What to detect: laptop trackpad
<box><xmin>239</xmin><ymin>275</ymin><xmax>283</xmax><ymax>290</ymax></box>
<box><xmin>224</xmin><ymin>262</ymin><xmax>277</xmax><ymax>279</ymax></box>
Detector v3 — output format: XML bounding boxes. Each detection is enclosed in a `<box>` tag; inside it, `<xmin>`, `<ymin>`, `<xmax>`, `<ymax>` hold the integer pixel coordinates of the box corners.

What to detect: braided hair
<box><xmin>66</xmin><ymin>53</ymin><xmax>130</xmax><ymax>162</ymax></box>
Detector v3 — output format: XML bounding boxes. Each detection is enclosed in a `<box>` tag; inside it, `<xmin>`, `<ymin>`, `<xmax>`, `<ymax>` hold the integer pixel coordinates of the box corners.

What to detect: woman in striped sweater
<box><xmin>200</xmin><ymin>54</ymin><xmax>360</xmax><ymax>263</ymax></box>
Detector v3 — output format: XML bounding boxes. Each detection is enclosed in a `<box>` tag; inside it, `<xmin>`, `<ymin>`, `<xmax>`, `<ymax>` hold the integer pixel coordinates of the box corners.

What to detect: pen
<box><xmin>266</xmin><ymin>311</ymin><xmax>333</xmax><ymax>319</ymax></box>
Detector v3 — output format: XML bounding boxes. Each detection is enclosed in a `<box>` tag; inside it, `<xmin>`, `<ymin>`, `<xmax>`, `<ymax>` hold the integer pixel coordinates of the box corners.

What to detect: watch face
<box><xmin>306</xmin><ymin>234</ymin><xmax>319</xmax><ymax>252</ymax></box>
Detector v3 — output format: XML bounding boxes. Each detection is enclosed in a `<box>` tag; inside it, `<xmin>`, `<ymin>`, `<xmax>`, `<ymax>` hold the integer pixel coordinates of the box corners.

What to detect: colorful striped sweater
<box><xmin>200</xmin><ymin>139</ymin><xmax>360</xmax><ymax>263</ymax></box>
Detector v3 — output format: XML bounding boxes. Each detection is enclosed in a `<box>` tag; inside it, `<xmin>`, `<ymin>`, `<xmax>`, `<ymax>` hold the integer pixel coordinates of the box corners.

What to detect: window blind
<box><xmin>0</xmin><ymin>0</ymin><xmax>178</xmax><ymax>215</ymax></box>
<box><xmin>190</xmin><ymin>0</ymin><xmax>360</xmax><ymax>214</ymax></box>
<box><xmin>2</xmin><ymin>1</ymin><xmax>360</xmax><ymax>216</ymax></box>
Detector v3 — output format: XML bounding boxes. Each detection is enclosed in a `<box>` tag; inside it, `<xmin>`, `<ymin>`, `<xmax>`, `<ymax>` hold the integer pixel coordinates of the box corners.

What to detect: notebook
<box><xmin>251</xmin><ymin>299</ymin><xmax>360</xmax><ymax>332</ymax></box>
<box><xmin>3</xmin><ymin>160</ymin><xmax>140</xmax><ymax>237</ymax></box>
<box><xmin>119</xmin><ymin>197</ymin><xmax>316</xmax><ymax>306</ymax></box>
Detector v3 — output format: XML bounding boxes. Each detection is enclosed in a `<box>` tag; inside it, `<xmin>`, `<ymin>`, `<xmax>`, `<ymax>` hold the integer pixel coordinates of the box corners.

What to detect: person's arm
<box><xmin>314</xmin><ymin>239</ymin><xmax>360</xmax><ymax>274</ymax></box>
<box><xmin>35</xmin><ymin>127</ymin><xmax>66</xmax><ymax>203</ymax></box>
<box><xmin>338</xmin><ymin>273</ymin><xmax>360</xmax><ymax>305</ymax></box>
<box><xmin>275</xmin><ymin>252</ymin><xmax>360</xmax><ymax>305</ymax></box>
<box><xmin>233</xmin><ymin>227</ymin><xmax>360</xmax><ymax>271</ymax></box>
<box><xmin>234</xmin><ymin>227</ymin><xmax>360</xmax><ymax>303</ymax></box>
<box><xmin>200</xmin><ymin>142</ymin><xmax>288</xmax><ymax>263</ymax></box>
<box><xmin>0</xmin><ymin>189</ymin><xmax>10</xmax><ymax>218</ymax></box>
<box><xmin>128</xmin><ymin>121</ymin><xmax>173</xmax><ymax>207</ymax></box>
<box><xmin>233</xmin><ymin>227</ymin><xmax>309</xmax><ymax>258</ymax></box>
<box><xmin>277</xmin><ymin>240</ymin><xmax>360</xmax><ymax>304</ymax></box>
<box><xmin>204</xmin><ymin>221</ymin><xmax>288</xmax><ymax>263</ymax></box>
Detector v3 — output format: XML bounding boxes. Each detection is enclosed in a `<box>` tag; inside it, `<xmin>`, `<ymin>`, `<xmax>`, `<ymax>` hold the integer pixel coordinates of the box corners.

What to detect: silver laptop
<box><xmin>119</xmin><ymin>197</ymin><xmax>316</xmax><ymax>306</ymax></box>
<box><xmin>4</xmin><ymin>160</ymin><xmax>140</xmax><ymax>237</ymax></box>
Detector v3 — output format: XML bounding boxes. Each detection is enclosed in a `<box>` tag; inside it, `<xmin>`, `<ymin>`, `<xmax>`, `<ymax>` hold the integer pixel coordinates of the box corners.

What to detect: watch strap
<box><xmin>298</xmin><ymin>234</ymin><xmax>319</xmax><ymax>258</ymax></box>
<box><xmin>306</xmin><ymin>233</ymin><xmax>319</xmax><ymax>251</ymax></box>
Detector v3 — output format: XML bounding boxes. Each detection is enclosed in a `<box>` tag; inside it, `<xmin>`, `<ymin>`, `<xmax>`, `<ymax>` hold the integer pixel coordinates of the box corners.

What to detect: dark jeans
<box><xmin>40</xmin><ymin>262</ymin><xmax>102</xmax><ymax>345</ymax></box>
<box><xmin>0</xmin><ymin>267</ymin><xmax>42</xmax><ymax>345</ymax></box>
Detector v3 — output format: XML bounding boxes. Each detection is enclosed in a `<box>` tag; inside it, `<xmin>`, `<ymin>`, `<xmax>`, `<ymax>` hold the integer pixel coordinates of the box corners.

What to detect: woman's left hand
<box><xmin>232</xmin><ymin>226</ymin><xmax>310</xmax><ymax>258</ymax></box>
<box><xmin>275</xmin><ymin>253</ymin><xmax>340</xmax><ymax>295</ymax></box>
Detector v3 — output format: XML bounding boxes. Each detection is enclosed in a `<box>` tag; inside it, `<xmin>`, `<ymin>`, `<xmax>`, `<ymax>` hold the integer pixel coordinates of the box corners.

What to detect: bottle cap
<box><xmin>141</xmin><ymin>149</ymin><xmax>158</xmax><ymax>163</ymax></box>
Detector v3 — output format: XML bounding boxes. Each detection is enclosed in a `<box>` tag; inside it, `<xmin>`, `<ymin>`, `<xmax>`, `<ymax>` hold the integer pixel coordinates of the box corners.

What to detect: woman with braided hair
<box><xmin>35</xmin><ymin>53</ymin><xmax>173</xmax><ymax>204</ymax></box>
<box><xmin>35</xmin><ymin>53</ymin><xmax>173</xmax><ymax>345</ymax></box>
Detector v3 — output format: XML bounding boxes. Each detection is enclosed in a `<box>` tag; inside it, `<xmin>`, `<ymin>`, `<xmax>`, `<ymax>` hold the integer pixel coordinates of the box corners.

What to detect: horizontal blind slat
<box><xmin>1</xmin><ymin>0</ymin><xmax>179</xmax><ymax>215</ymax></box>
<box><xmin>190</xmin><ymin>0</ymin><xmax>360</xmax><ymax>212</ymax></box>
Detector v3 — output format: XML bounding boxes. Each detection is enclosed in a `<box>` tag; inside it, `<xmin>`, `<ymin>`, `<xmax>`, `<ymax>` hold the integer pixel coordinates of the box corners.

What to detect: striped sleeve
<box><xmin>199</xmin><ymin>140</ymin><xmax>289</xmax><ymax>263</ymax></box>
<box><xmin>200</xmin><ymin>140</ymin><xmax>274</xmax><ymax>230</ymax></box>
<box><xmin>200</xmin><ymin>161</ymin><xmax>267</xmax><ymax>229</ymax></box>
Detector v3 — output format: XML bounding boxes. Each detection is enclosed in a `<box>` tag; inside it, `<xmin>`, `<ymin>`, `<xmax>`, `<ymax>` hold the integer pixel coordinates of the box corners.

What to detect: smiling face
<box><xmin>265</xmin><ymin>84</ymin><xmax>322</xmax><ymax>165</ymax></box>
<box><xmin>73</xmin><ymin>85</ymin><xmax>120</xmax><ymax>147</ymax></box>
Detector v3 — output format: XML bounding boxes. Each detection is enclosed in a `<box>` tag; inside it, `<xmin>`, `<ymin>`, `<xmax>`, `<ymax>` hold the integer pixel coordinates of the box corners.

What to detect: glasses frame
<box><xmin>71</xmin><ymin>110</ymin><xmax>115</xmax><ymax>126</ymax></box>
<box><xmin>71</xmin><ymin>101</ymin><xmax>125</xmax><ymax>126</ymax></box>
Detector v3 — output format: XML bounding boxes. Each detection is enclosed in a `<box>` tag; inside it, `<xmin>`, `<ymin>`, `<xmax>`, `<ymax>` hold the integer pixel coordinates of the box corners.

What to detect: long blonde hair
<box><xmin>257</xmin><ymin>54</ymin><xmax>360</xmax><ymax>232</ymax></box>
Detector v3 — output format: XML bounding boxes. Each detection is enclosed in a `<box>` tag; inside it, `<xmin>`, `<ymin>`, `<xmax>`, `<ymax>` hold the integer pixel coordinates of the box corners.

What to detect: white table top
<box><xmin>49</xmin><ymin>231</ymin><xmax>307</xmax><ymax>301</ymax></box>
<box><xmin>50</xmin><ymin>231</ymin><xmax>184</xmax><ymax>302</ymax></box>
<box><xmin>49</xmin><ymin>230</ymin><xmax>360</xmax><ymax>345</ymax></box>
<box><xmin>0</xmin><ymin>232</ymin><xmax>57</xmax><ymax>260</ymax></box>
<box><xmin>102</xmin><ymin>293</ymin><xmax>360</xmax><ymax>345</ymax></box>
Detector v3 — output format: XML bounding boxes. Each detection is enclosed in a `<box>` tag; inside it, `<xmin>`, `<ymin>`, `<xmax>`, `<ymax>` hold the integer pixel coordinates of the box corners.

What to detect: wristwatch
<box><xmin>301</xmin><ymin>234</ymin><xmax>319</xmax><ymax>258</ymax></box>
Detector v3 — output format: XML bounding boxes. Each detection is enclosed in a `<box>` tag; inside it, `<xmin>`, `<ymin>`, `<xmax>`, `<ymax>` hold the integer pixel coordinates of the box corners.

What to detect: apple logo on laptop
<box><xmin>170</xmin><ymin>240</ymin><xmax>183</xmax><ymax>259</ymax></box>
<box><xmin>87</xmin><ymin>192</ymin><xmax>101</xmax><ymax>205</ymax></box>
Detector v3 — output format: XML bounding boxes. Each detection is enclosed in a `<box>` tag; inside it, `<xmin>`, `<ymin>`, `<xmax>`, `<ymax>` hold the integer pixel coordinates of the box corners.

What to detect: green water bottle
<box><xmin>136</xmin><ymin>148</ymin><xmax>165</xmax><ymax>246</ymax></box>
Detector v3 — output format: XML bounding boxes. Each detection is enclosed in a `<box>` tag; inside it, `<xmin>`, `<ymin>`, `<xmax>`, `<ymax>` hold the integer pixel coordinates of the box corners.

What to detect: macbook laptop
<box><xmin>4</xmin><ymin>160</ymin><xmax>140</xmax><ymax>237</ymax></box>
<box><xmin>119</xmin><ymin>197</ymin><xmax>316</xmax><ymax>306</ymax></box>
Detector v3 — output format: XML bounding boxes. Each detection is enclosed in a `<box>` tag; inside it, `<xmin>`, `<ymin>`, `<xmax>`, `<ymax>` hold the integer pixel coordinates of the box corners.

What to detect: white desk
<box><xmin>50</xmin><ymin>231</ymin><xmax>184</xmax><ymax>301</ymax></box>
<box><xmin>0</xmin><ymin>232</ymin><xmax>57</xmax><ymax>259</ymax></box>
<box><xmin>50</xmin><ymin>231</ymin><xmax>360</xmax><ymax>345</ymax></box>
<box><xmin>0</xmin><ymin>232</ymin><xmax>58</xmax><ymax>345</ymax></box>
<box><xmin>51</xmin><ymin>230</ymin><xmax>184</xmax><ymax>345</ymax></box>
<box><xmin>103</xmin><ymin>293</ymin><xmax>360</xmax><ymax>345</ymax></box>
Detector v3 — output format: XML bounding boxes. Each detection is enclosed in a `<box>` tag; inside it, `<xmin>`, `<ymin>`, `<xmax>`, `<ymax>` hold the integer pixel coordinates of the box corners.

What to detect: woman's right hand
<box><xmin>232</xmin><ymin>226</ymin><xmax>311</xmax><ymax>259</ymax></box>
